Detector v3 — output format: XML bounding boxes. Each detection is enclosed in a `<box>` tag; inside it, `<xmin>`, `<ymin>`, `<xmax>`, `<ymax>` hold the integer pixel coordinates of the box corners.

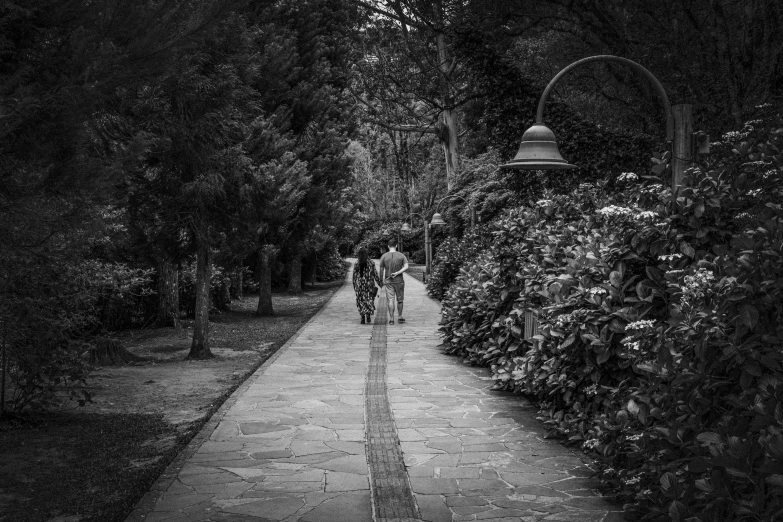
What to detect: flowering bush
<box><xmin>439</xmin><ymin>115</ymin><xmax>783</xmax><ymax>520</ymax></box>
<box><xmin>426</xmin><ymin>225</ymin><xmax>493</xmax><ymax>300</ymax></box>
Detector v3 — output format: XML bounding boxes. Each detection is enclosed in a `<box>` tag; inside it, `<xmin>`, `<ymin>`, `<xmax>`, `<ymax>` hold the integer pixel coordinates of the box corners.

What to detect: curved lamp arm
<box><xmin>435</xmin><ymin>194</ymin><xmax>468</xmax><ymax>214</ymax></box>
<box><xmin>536</xmin><ymin>55</ymin><xmax>674</xmax><ymax>141</ymax></box>
<box><xmin>403</xmin><ymin>212</ymin><xmax>426</xmax><ymax>225</ymax></box>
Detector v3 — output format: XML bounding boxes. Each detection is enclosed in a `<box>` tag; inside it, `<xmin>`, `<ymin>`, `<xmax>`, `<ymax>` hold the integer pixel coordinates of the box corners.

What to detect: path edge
<box><xmin>124</xmin><ymin>270</ymin><xmax>350</xmax><ymax>522</ymax></box>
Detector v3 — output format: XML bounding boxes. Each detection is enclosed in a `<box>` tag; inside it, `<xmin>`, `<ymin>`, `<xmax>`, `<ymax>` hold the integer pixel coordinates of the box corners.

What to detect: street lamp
<box><xmin>429</xmin><ymin>194</ymin><xmax>476</xmax><ymax>228</ymax></box>
<box><xmin>499</xmin><ymin>55</ymin><xmax>689</xmax><ymax>195</ymax></box>
<box><xmin>400</xmin><ymin>213</ymin><xmax>432</xmax><ymax>281</ymax></box>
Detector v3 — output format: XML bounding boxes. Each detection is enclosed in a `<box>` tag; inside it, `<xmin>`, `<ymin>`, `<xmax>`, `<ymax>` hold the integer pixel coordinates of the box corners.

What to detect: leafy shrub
<box><xmin>1</xmin><ymin>259</ymin><xmax>153</xmax><ymax>413</ymax></box>
<box><xmin>427</xmin><ymin>224</ymin><xmax>493</xmax><ymax>300</ymax></box>
<box><xmin>316</xmin><ymin>243</ymin><xmax>349</xmax><ymax>282</ymax></box>
<box><xmin>439</xmin><ymin>115</ymin><xmax>783</xmax><ymax>520</ymax></box>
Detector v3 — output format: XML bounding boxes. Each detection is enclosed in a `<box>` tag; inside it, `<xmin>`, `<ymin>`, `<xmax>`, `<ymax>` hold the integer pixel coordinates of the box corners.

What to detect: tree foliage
<box><xmin>1</xmin><ymin>0</ymin><xmax>361</xmax><ymax>411</ymax></box>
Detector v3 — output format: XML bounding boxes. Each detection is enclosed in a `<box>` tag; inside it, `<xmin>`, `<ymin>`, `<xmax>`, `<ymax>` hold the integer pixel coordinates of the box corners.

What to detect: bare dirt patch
<box><xmin>0</xmin><ymin>282</ymin><xmax>342</xmax><ymax>522</ymax></box>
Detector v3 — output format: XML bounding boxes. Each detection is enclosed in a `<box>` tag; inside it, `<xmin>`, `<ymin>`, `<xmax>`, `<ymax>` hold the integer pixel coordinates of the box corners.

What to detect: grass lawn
<box><xmin>0</xmin><ymin>281</ymin><xmax>343</xmax><ymax>522</ymax></box>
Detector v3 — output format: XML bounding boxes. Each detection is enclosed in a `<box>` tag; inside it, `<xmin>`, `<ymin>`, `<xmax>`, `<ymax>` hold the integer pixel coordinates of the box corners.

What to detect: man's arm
<box><xmin>392</xmin><ymin>261</ymin><xmax>409</xmax><ymax>278</ymax></box>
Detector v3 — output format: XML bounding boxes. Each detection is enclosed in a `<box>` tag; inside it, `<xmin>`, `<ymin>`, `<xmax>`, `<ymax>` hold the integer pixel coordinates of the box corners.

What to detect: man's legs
<box><xmin>396</xmin><ymin>283</ymin><xmax>405</xmax><ymax>323</ymax></box>
<box><xmin>385</xmin><ymin>283</ymin><xmax>397</xmax><ymax>323</ymax></box>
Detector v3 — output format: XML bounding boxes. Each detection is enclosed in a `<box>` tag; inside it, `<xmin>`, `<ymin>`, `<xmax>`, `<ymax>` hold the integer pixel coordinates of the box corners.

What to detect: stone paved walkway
<box><xmin>127</xmin><ymin>263</ymin><xmax>625</xmax><ymax>522</ymax></box>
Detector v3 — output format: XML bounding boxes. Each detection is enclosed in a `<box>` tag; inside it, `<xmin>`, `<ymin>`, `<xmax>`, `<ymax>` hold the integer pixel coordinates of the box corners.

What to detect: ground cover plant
<box><xmin>0</xmin><ymin>283</ymin><xmax>342</xmax><ymax>522</ymax></box>
<box><xmin>438</xmin><ymin>112</ymin><xmax>783</xmax><ymax>520</ymax></box>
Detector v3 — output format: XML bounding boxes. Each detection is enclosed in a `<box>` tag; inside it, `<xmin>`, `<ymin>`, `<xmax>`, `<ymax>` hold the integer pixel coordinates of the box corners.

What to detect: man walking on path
<box><xmin>379</xmin><ymin>238</ymin><xmax>409</xmax><ymax>324</ymax></box>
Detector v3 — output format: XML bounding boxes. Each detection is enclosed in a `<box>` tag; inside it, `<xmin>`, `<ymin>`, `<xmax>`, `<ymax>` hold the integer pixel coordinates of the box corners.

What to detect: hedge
<box><xmin>439</xmin><ymin>114</ymin><xmax>783</xmax><ymax>520</ymax></box>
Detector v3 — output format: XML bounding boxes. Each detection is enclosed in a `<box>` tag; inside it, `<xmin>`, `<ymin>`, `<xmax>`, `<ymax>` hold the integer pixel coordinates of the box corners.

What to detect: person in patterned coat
<box><xmin>352</xmin><ymin>248</ymin><xmax>380</xmax><ymax>324</ymax></box>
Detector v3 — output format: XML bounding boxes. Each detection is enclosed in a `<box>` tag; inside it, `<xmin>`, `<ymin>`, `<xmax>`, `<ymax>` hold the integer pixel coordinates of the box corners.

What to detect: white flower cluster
<box><xmin>587</xmin><ymin>287</ymin><xmax>607</xmax><ymax>296</ymax></box>
<box><xmin>618</xmin><ymin>172</ymin><xmax>638</xmax><ymax>182</ymax></box>
<box><xmin>624</xmin><ymin>476</ymin><xmax>641</xmax><ymax>485</ymax></box>
<box><xmin>584</xmin><ymin>384</ymin><xmax>598</xmax><ymax>396</ymax></box>
<box><xmin>554</xmin><ymin>309</ymin><xmax>587</xmax><ymax>329</ymax></box>
<box><xmin>764</xmin><ymin>170</ymin><xmax>778</xmax><ymax>180</ymax></box>
<box><xmin>622</xmin><ymin>338</ymin><xmax>642</xmax><ymax>352</ymax></box>
<box><xmin>625</xmin><ymin>320</ymin><xmax>655</xmax><ymax>332</ymax></box>
<box><xmin>722</xmin><ymin>130</ymin><xmax>748</xmax><ymax>143</ymax></box>
<box><xmin>583</xmin><ymin>439</ymin><xmax>600</xmax><ymax>449</ymax></box>
<box><xmin>655</xmin><ymin>221</ymin><xmax>668</xmax><ymax>227</ymax></box>
<box><xmin>597</xmin><ymin>205</ymin><xmax>634</xmax><ymax>220</ymax></box>
<box><xmin>636</xmin><ymin>211</ymin><xmax>657</xmax><ymax>223</ymax></box>
<box><xmin>735</xmin><ymin>212</ymin><xmax>752</xmax><ymax>220</ymax></box>
<box><xmin>743</xmin><ymin>160</ymin><xmax>771</xmax><ymax>169</ymax></box>
<box><xmin>555</xmin><ymin>314</ymin><xmax>574</xmax><ymax>328</ymax></box>
<box><xmin>659</xmin><ymin>253</ymin><xmax>683</xmax><ymax>262</ymax></box>
<box><xmin>627</xmin><ymin>433</ymin><xmax>643</xmax><ymax>441</ymax></box>
<box><xmin>681</xmin><ymin>268</ymin><xmax>716</xmax><ymax>302</ymax></box>
<box><xmin>536</xmin><ymin>199</ymin><xmax>554</xmax><ymax>207</ymax></box>
<box><xmin>640</xmin><ymin>185</ymin><xmax>662</xmax><ymax>195</ymax></box>
<box><xmin>579</xmin><ymin>183</ymin><xmax>593</xmax><ymax>190</ymax></box>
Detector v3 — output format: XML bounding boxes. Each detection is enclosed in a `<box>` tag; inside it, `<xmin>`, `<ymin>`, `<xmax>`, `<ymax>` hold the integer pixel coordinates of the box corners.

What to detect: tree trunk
<box><xmin>440</xmin><ymin>108</ymin><xmax>459</xmax><ymax>191</ymax></box>
<box><xmin>230</xmin><ymin>269</ymin><xmax>243</xmax><ymax>301</ymax></box>
<box><xmin>307</xmin><ymin>256</ymin><xmax>317</xmax><ymax>287</ymax></box>
<box><xmin>256</xmin><ymin>246</ymin><xmax>274</xmax><ymax>316</ymax></box>
<box><xmin>288</xmin><ymin>252</ymin><xmax>303</xmax><ymax>295</ymax></box>
<box><xmin>156</xmin><ymin>258</ymin><xmax>180</xmax><ymax>328</ymax></box>
<box><xmin>0</xmin><ymin>336</ymin><xmax>6</xmax><ymax>418</ymax></box>
<box><xmin>89</xmin><ymin>338</ymin><xmax>140</xmax><ymax>366</ymax></box>
<box><xmin>436</xmin><ymin>32</ymin><xmax>459</xmax><ymax>191</ymax></box>
<box><xmin>189</xmin><ymin>237</ymin><xmax>213</xmax><ymax>359</ymax></box>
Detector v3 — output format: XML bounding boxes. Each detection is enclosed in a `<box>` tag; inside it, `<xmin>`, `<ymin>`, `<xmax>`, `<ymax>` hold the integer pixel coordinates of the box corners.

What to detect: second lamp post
<box><xmin>400</xmin><ymin>213</ymin><xmax>431</xmax><ymax>281</ymax></box>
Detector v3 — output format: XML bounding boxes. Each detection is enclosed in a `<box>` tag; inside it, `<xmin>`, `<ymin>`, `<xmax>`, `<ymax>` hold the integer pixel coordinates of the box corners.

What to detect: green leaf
<box><xmin>679</xmin><ymin>242</ymin><xmax>696</xmax><ymax>258</ymax></box>
<box><xmin>695</xmin><ymin>478</ymin><xmax>713</xmax><ymax>492</ymax></box>
<box><xmin>766</xmin><ymin>474</ymin><xmax>783</xmax><ymax>487</ymax></box>
<box><xmin>697</xmin><ymin>432</ymin><xmax>722</xmax><ymax>445</ymax></box>
<box><xmin>668</xmin><ymin>500</ymin><xmax>686</xmax><ymax>521</ymax></box>
<box><xmin>660</xmin><ymin>472</ymin><xmax>676</xmax><ymax>490</ymax></box>
<box><xmin>627</xmin><ymin>399</ymin><xmax>640</xmax><ymax>416</ymax></box>
<box><xmin>737</xmin><ymin>304</ymin><xmax>759</xmax><ymax>329</ymax></box>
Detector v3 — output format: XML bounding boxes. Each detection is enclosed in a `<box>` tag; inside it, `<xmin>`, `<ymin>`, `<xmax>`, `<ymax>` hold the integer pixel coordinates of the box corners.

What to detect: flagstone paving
<box><xmin>127</xmin><ymin>262</ymin><xmax>625</xmax><ymax>522</ymax></box>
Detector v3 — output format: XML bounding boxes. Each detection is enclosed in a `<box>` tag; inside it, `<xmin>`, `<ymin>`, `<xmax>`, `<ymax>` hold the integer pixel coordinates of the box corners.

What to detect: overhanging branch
<box><xmin>349</xmin><ymin>0</ymin><xmax>426</xmax><ymax>30</ymax></box>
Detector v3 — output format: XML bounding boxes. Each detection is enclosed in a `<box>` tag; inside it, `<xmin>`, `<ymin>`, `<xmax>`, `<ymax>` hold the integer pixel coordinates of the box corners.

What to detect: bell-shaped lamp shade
<box><xmin>501</xmin><ymin>123</ymin><xmax>578</xmax><ymax>170</ymax></box>
<box><xmin>400</xmin><ymin>222</ymin><xmax>412</xmax><ymax>232</ymax></box>
<box><xmin>430</xmin><ymin>212</ymin><xmax>446</xmax><ymax>226</ymax></box>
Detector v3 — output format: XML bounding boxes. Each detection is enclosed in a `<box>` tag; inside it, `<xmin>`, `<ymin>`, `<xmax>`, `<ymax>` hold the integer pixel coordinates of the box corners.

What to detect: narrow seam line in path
<box><xmin>365</xmin><ymin>294</ymin><xmax>421</xmax><ymax>521</ymax></box>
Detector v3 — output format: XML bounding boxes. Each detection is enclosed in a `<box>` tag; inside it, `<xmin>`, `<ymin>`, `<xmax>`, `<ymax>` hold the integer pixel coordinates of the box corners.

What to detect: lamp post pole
<box><xmin>401</xmin><ymin>213</ymin><xmax>431</xmax><ymax>281</ymax></box>
<box><xmin>425</xmin><ymin>223</ymin><xmax>431</xmax><ymax>280</ymax></box>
